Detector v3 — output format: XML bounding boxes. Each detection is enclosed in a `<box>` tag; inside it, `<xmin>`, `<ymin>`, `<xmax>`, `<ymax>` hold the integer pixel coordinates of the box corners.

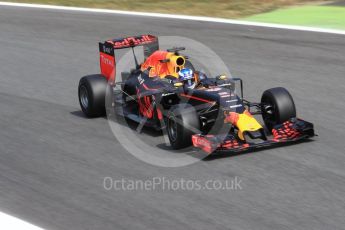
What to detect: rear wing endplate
<box><xmin>99</xmin><ymin>34</ymin><xmax>159</xmax><ymax>82</ymax></box>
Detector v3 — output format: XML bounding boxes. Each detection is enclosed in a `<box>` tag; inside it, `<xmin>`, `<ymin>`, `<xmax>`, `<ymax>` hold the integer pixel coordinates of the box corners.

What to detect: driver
<box><xmin>178</xmin><ymin>68</ymin><xmax>196</xmax><ymax>89</ymax></box>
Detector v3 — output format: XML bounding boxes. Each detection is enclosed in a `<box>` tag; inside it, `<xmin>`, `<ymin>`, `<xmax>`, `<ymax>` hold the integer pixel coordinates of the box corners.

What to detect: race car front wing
<box><xmin>192</xmin><ymin>118</ymin><xmax>315</xmax><ymax>154</ymax></box>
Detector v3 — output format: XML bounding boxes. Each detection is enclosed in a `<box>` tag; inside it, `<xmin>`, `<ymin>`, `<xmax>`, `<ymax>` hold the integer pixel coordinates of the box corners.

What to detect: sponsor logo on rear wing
<box><xmin>99</xmin><ymin>41</ymin><xmax>114</xmax><ymax>55</ymax></box>
<box><xmin>98</xmin><ymin>35</ymin><xmax>159</xmax><ymax>82</ymax></box>
<box><xmin>99</xmin><ymin>42</ymin><xmax>115</xmax><ymax>81</ymax></box>
<box><xmin>106</xmin><ymin>34</ymin><xmax>158</xmax><ymax>49</ymax></box>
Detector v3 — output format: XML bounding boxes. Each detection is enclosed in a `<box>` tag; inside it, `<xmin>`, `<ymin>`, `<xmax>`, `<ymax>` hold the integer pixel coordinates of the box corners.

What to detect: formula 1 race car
<box><xmin>78</xmin><ymin>34</ymin><xmax>315</xmax><ymax>154</ymax></box>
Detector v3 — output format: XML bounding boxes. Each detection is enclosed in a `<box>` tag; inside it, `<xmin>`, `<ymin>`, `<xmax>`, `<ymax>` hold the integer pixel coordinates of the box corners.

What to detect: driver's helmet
<box><xmin>178</xmin><ymin>68</ymin><xmax>195</xmax><ymax>89</ymax></box>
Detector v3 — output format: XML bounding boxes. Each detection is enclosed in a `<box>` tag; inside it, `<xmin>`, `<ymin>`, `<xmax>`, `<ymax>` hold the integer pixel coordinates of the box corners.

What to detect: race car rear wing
<box><xmin>99</xmin><ymin>35</ymin><xmax>159</xmax><ymax>82</ymax></box>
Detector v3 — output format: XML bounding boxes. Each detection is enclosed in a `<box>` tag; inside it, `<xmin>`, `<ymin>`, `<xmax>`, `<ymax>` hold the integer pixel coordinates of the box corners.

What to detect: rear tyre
<box><xmin>78</xmin><ymin>74</ymin><xmax>107</xmax><ymax>118</ymax></box>
<box><xmin>166</xmin><ymin>104</ymin><xmax>200</xmax><ymax>149</ymax></box>
<box><xmin>261</xmin><ymin>87</ymin><xmax>296</xmax><ymax>131</ymax></box>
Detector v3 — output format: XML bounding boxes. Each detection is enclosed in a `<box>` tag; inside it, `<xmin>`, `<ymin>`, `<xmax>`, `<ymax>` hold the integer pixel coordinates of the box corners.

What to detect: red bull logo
<box><xmin>112</xmin><ymin>35</ymin><xmax>156</xmax><ymax>49</ymax></box>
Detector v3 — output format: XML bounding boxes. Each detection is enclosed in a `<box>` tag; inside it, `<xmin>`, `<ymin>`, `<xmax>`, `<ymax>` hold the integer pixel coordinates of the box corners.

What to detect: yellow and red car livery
<box><xmin>78</xmin><ymin>34</ymin><xmax>316</xmax><ymax>154</ymax></box>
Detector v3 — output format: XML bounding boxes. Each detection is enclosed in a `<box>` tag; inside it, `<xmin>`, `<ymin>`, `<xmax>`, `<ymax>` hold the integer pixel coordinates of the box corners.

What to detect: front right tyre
<box><xmin>261</xmin><ymin>87</ymin><xmax>296</xmax><ymax>132</ymax></box>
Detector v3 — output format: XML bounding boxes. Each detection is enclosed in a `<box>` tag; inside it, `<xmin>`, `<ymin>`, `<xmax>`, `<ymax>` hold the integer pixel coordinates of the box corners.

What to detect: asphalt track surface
<box><xmin>1</xmin><ymin>5</ymin><xmax>345</xmax><ymax>230</ymax></box>
<box><xmin>329</xmin><ymin>0</ymin><xmax>345</xmax><ymax>6</ymax></box>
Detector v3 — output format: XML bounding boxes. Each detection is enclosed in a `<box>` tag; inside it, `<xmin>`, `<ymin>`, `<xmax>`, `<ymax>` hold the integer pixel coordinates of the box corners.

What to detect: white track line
<box><xmin>0</xmin><ymin>212</ymin><xmax>45</xmax><ymax>230</ymax></box>
<box><xmin>0</xmin><ymin>1</ymin><xmax>345</xmax><ymax>35</ymax></box>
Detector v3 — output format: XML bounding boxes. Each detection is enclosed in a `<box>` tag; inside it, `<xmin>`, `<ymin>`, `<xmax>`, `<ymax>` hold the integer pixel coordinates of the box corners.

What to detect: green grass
<box><xmin>245</xmin><ymin>6</ymin><xmax>345</xmax><ymax>30</ymax></box>
<box><xmin>4</xmin><ymin>0</ymin><xmax>344</xmax><ymax>30</ymax></box>
<box><xmin>2</xmin><ymin>0</ymin><xmax>327</xmax><ymax>18</ymax></box>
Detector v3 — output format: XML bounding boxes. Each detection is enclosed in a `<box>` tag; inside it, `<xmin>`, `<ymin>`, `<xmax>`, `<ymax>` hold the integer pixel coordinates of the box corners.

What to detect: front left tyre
<box><xmin>78</xmin><ymin>74</ymin><xmax>107</xmax><ymax>118</ymax></box>
<box><xmin>166</xmin><ymin>104</ymin><xmax>200</xmax><ymax>149</ymax></box>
